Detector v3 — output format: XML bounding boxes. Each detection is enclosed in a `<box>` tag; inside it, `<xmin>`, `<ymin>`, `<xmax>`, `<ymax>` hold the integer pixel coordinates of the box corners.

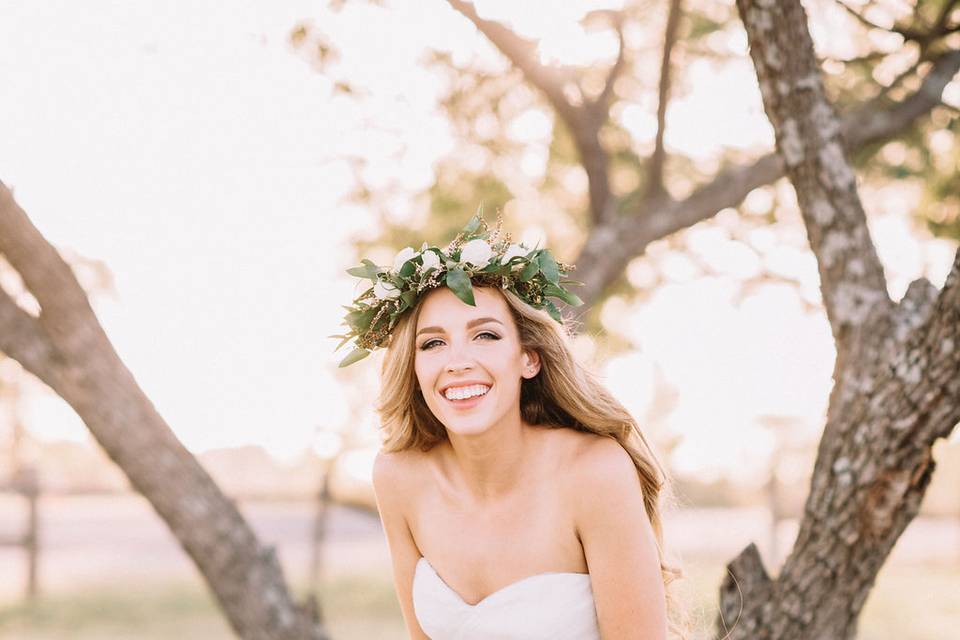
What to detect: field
<box><xmin>1</xmin><ymin>495</ymin><xmax>957</xmax><ymax>639</ymax></box>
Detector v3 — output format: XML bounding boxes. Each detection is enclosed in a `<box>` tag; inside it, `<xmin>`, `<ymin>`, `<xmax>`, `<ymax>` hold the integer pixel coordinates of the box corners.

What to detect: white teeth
<box><xmin>443</xmin><ymin>384</ymin><xmax>490</xmax><ymax>401</ymax></box>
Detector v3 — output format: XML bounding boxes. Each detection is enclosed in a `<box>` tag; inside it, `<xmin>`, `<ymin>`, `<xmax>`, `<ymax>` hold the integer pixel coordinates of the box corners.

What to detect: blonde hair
<box><xmin>376</xmin><ymin>285</ymin><xmax>691</xmax><ymax>638</ymax></box>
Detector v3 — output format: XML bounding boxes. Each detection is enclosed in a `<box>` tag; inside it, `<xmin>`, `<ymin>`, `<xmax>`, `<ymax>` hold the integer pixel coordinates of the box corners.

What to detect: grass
<box><xmin>0</xmin><ymin>560</ymin><xmax>956</xmax><ymax>639</ymax></box>
<box><xmin>0</xmin><ymin>573</ymin><xmax>405</xmax><ymax>640</ymax></box>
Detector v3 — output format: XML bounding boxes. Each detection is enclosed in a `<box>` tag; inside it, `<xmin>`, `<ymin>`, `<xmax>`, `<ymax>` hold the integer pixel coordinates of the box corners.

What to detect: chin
<box><xmin>443</xmin><ymin>419</ymin><xmax>495</xmax><ymax>436</ymax></box>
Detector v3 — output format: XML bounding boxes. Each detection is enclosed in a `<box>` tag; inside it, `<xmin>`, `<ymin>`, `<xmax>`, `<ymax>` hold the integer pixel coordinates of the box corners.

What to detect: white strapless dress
<box><xmin>412</xmin><ymin>556</ymin><xmax>601</xmax><ymax>639</ymax></box>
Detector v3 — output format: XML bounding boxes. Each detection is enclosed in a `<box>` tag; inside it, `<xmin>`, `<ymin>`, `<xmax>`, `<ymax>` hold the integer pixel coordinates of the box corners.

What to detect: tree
<box><xmin>713</xmin><ymin>1</ymin><xmax>959</xmax><ymax>637</ymax></box>
<box><xmin>0</xmin><ymin>186</ymin><xmax>329</xmax><ymax>640</ymax></box>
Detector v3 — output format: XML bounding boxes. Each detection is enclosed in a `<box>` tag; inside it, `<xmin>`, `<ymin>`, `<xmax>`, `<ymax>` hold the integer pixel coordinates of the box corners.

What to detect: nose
<box><xmin>445</xmin><ymin>359</ymin><xmax>474</xmax><ymax>374</ymax></box>
<box><xmin>444</xmin><ymin>340</ymin><xmax>475</xmax><ymax>374</ymax></box>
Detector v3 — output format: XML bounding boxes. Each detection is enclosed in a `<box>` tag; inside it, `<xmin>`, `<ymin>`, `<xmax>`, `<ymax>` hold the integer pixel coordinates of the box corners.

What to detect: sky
<box><xmin>0</xmin><ymin>0</ymin><xmax>957</xmax><ymax>482</ymax></box>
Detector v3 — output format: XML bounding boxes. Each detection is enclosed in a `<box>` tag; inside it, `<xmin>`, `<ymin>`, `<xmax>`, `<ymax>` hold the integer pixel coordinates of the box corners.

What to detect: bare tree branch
<box><xmin>0</xmin><ymin>180</ymin><xmax>328</xmax><ymax>640</ymax></box>
<box><xmin>571</xmin><ymin>48</ymin><xmax>960</xmax><ymax>309</ymax></box>
<box><xmin>445</xmin><ymin>0</ymin><xmax>579</xmax><ymax>123</ymax></box>
<box><xmin>834</xmin><ymin>0</ymin><xmax>960</xmax><ymax>50</ymax></box>
<box><xmin>0</xmin><ymin>286</ymin><xmax>66</xmax><ymax>387</ymax></box>
<box><xmin>845</xmin><ymin>49</ymin><xmax>960</xmax><ymax>144</ymax></box>
<box><xmin>446</xmin><ymin>0</ymin><xmax>616</xmax><ymax>225</ymax></box>
<box><xmin>833</xmin><ymin>0</ymin><xmax>897</xmax><ymax>33</ymax></box>
<box><xmin>646</xmin><ymin>0</ymin><xmax>684</xmax><ymax>200</ymax></box>
<box><xmin>592</xmin><ymin>15</ymin><xmax>627</xmax><ymax>113</ymax></box>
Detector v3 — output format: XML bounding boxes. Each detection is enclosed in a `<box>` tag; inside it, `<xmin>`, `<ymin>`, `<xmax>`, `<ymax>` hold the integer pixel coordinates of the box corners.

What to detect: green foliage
<box><xmin>444</xmin><ymin>266</ymin><xmax>475</xmax><ymax>306</ymax></box>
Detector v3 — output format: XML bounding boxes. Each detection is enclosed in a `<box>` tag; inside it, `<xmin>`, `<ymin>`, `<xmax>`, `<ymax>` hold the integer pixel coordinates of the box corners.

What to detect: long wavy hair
<box><xmin>375</xmin><ymin>284</ymin><xmax>691</xmax><ymax>638</ymax></box>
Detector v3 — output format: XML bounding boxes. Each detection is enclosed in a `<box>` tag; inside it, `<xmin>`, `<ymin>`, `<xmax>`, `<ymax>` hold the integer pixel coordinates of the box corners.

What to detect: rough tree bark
<box><xmin>0</xmin><ymin>186</ymin><xmax>328</xmax><ymax>640</ymax></box>
<box><xmin>713</xmin><ymin>1</ymin><xmax>960</xmax><ymax>638</ymax></box>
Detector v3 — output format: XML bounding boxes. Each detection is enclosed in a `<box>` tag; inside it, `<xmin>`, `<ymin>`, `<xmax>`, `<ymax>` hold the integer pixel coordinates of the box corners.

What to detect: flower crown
<box><xmin>332</xmin><ymin>209</ymin><xmax>584</xmax><ymax>367</ymax></box>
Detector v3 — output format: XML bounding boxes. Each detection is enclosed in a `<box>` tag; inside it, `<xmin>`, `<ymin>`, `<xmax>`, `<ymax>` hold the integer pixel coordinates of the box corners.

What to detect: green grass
<box><xmin>0</xmin><ymin>561</ymin><xmax>956</xmax><ymax>639</ymax></box>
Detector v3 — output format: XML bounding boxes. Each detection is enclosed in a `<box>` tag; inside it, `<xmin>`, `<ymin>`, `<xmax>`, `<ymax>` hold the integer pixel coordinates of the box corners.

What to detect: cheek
<box><xmin>414</xmin><ymin>356</ymin><xmax>436</xmax><ymax>395</ymax></box>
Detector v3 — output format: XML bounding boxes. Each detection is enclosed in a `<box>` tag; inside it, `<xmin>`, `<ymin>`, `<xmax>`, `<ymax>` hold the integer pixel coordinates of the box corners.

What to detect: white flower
<box><xmin>499</xmin><ymin>243</ymin><xmax>529</xmax><ymax>265</ymax></box>
<box><xmin>373</xmin><ymin>280</ymin><xmax>402</xmax><ymax>300</ymax></box>
<box><xmin>421</xmin><ymin>249</ymin><xmax>441</xmax><ymax>272</ymax></box>
<box><xmin>392</xmin><ymin>246</ymin><xmax>419</xmax><ymax>272</ymax></box>
<box><xmin>459</xmin><ymin>239</ymin><xmax>494</xmax><ymax>268</ymax></box>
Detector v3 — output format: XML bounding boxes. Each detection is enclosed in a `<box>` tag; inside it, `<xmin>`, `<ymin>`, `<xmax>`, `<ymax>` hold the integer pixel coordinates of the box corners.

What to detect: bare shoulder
<box><xmin>372</xmin><ymin>448</ymin><xmax>413</xmax><ymax>482</ymax></box>
<box><xmin>552</xmin><ymin>429</ymin><xmax>632</xmax><ymax>476</ymax></box>
<box><xmin>537</xmin><ymin>428</ymin><xmax>636</xmax><ymax>498</ymax></box>
<box><xmin>372</xmin><ymin>448</ymin><xmax>426</xmax><ymax>500</ymax></box>
<box><xmin>559</xmin><ymin>431</ymin><xmax>641</xmax><ymax>503</ymax></box>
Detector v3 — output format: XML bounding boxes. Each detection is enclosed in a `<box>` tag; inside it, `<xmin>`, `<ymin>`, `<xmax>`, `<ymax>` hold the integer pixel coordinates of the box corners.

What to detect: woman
<box><xmin>337</xmin><ymin>213</ymin><xmax>685</xmax><ymax>639</ymax></box>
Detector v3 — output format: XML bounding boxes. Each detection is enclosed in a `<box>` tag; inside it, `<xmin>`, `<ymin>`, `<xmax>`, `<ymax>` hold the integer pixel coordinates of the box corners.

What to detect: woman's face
<box><xmin>414</xmin><ymin>286</ymin><xmax>540</xmax><ymax>436</ymax></box>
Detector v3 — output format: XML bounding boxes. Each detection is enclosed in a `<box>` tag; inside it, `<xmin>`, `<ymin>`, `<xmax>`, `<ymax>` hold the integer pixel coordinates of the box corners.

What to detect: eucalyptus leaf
<box><xmin>346</xmin><ymin>258</ymin><xmax>380</xmax><ymax>281</ymax></box>
<box><xmin>399</xmin><ymin>260</ymin><xmax>416</xmax><ymax>278</ymax></box>
<box><xmin>539</xmin><ymin>250</ymin><xmax>560</xmax><ymax>284</ymax></box>
<box><xmin>338</xmin><ymin>347</ymin><xmax>371</xmax><ymax>368</ymax></box>
<box><xmin>545</xmin><ymin>301</ymin><xmax>563</xmax><ymax>323</ymax></box>
<box><xmin>519</xmin><ymin>256</ymin><xmax>540</xmax><ymax>282</ymax></box>
<box><xmin>544</xmin><ymin>283</ymin><xmax>583</xmax><ymax>307</ymax></box>
<box><xmin>346</xmin><ymin>307</ymin><xmax>377</xmax><ymax>332</ymax></box>
<box><xmin>331</xmin><ymin>334</ymin><xmax>353</xmax><ymax>351</ymax></box>
<box><xmin>463</xmin><ymin>211</ymin><xmax>482</xmax><ymax>235</ymax></box>
<box><xmin>445</xmin><ymin>267</ymin><xmax>476</xmax><ymax>306</ymax></box>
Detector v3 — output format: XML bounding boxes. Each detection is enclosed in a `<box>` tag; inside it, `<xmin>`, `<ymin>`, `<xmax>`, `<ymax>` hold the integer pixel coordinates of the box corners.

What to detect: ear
<box><xmin>521</xmin><ymin>349</ymin><xmax>541</xmax><ymax>379</ymax></box>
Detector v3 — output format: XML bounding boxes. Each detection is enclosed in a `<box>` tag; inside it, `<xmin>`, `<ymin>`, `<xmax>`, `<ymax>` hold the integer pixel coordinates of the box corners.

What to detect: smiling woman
<box><xmin>348</xmin><ymin>214</ymin><xmax>688</xmax><ymax>639</ymax></box>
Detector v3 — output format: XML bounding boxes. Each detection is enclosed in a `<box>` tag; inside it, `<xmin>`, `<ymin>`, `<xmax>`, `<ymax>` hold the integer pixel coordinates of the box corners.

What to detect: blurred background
<box><xmin>1</xmin><ymin>0</ymin><xmax>958</xmax><ymax>638</ymax></box>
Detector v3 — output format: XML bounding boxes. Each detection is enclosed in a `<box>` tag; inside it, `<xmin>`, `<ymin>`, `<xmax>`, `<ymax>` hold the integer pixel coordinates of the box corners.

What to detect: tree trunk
<box><xmin>0</xmin><ymin>183</ymin><xmax>329</xmax><ymax>640</ymax></box>
<box><xmin>707</xmin><ymin>2</ymin><xmax>960</xmax><ymax>638</ymax></box>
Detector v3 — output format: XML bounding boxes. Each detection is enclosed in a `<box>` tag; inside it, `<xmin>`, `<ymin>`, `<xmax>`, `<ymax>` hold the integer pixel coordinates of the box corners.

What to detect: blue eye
<box><xmin>418</xmin><ymin>331</ymin><xmax>500</xmax><ymax>351</ymax></box>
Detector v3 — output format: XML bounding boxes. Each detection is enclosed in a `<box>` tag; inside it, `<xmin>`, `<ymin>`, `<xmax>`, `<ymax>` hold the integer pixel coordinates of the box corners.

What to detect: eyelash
<box><xmin>419</xmin><ymin>331</ymin><xmax>500</xmax><ymax>351</ymax></box>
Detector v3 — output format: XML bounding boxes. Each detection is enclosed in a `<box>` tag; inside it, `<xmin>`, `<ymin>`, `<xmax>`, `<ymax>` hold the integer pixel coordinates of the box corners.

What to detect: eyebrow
<box><xmin>416</xmin><ymin>317</ymin><xmax>505</xmax><ymax>337</ymax></box>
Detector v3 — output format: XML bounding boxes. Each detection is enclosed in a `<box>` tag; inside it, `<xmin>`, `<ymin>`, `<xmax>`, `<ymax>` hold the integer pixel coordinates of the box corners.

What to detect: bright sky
<box><xmin>0</xmin><ymin>1</ymin><xmax>956</xmax><ymax>482</ymax></box>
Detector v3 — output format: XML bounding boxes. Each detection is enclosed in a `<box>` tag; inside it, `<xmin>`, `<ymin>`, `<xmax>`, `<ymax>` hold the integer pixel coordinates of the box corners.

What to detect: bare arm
<box><xmin>573</xmin><ymin>438</ymin><xmax>668</xmax><ymax>639</ymax></box>
<box><xmin>372</xmin><ymin>451</ymin><xmax>431</xmax><ymax>640</ymax></box>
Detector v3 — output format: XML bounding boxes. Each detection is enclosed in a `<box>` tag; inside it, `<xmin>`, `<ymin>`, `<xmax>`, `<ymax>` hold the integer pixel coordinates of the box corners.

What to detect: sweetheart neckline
<box><xmin>416</xmin><ymin>556</ymin><xmax>590</xmax><ymax>608</ymax></box>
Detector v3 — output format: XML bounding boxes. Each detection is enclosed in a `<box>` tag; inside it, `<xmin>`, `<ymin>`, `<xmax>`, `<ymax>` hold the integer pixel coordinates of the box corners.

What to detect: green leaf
<box><xmin>462</xmin><ymin>208</ymin><xmax>483</xmax><ymax>235</ymax></box>
<box><xmin>544</xmin><ymin>301</ymin><xmax>563</xmax><ymax>323</ymax></box>
<box><xmin>519</xmin><ymin>256</ymin><xmax>540</xmax><ymax>282</ymax></box>
<box><xmin>400</xmin><ymin>289</ymin><xmax>418</xmax><ymax>307</ymax></box>
<box><xmin>338</xmin><ymin>347</ymin><xmax>371</xmax><ymax>368</ymax></box>
<box><xmin>329</xmin><ymin>334</ymin><xmax>354</xmax><ymax>351</ymax></box>
<box><xmin>399</xmin><ymin>259</ymin><xmax>416</xmax><ymax>278</ymax></box>
<box><xmin>445</xmin><ymin>267</ymin><xmax>476</xmax><ymax>306</ymax></box>
<box><xmin>345</xmin><ymin>259</ymin><xmax>381</xmax><ymax>281</ymax></box>
<box><xmin>539</xmin><ymin>250</ymin><xmax>560</xmax><ymax>284</ymax></box>
<box><xmin>346</xmin><ymin>307</ymin><xmax>377</xmax><ymax>332</ymax></box>
<box><xmin>544</xmin><ymin>283</ymin><xmax>583</xmax><ymax>307</ymax></box>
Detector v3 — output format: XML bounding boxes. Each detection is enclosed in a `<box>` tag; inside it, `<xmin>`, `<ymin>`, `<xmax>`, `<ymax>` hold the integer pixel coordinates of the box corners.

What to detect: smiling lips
<box><xmin>443</xmin><ymin>384</ymin><xmax>490</xmax><ymax>400</ymax></box>
<box><xmin>440</xmin><ymin>383</ymin><xmax>492</xmax><ymax>408</ymax></box>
